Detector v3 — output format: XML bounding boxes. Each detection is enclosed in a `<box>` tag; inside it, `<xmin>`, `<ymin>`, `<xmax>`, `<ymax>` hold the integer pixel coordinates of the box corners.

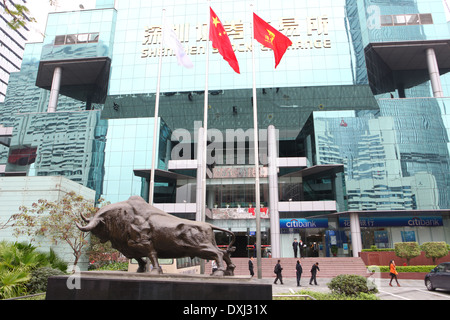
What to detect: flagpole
<box><xmin>198</xmin><ymin>0</ymin><xmax>211</xmax><ymax>275</ymax></box>
<box><xmin>149</xmin><ymin>8</ymin><xmax>166</xmax><ymax>205</ymax></box>
<box><xmin>202</xmin><ymin>1</ymin><xmax>210</xmax><ymax>224</ymax></box>
<box><xmin>250</xmin><ymin>3</ymin><xmax>262</xmax><ymax>280</ymax></box>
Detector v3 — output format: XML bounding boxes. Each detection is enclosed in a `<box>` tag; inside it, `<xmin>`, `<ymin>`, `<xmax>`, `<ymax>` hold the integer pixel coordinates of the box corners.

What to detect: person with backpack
<box><xmin>273</xmin><ymin>260</ymin><xmax>283</xmax><ymax>284</ymax></box>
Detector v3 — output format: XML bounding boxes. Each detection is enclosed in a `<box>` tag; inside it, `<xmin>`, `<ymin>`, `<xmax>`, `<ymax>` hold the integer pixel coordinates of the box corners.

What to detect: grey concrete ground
<box><xmin>253</xmin><ymin>277</ymin><xmax>450</xmax><ymax>300</ymax></box>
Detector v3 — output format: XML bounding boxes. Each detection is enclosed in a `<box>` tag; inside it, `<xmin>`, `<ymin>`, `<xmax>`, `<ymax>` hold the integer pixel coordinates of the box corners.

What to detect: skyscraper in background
<box><xmin>0</xmin><ymin>0</ymin><xmax>29</xmax><ymax>102</ymax></box>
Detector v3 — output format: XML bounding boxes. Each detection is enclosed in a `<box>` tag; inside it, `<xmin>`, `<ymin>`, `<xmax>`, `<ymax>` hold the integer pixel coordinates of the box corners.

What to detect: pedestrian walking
<box><xmin>211</xmin><ymin>260</ymin><xmax>218</xmax><ymax>275</ymax></box>
<box><xmin>249</xmin><ymin>257</ymin><xmax>254</xmax><ymax>277</ymax></box>
<box><xmin>273</xmin><ymin>259</ymin><xmax>283</xmax><ymax>284</ymax></box>
<box><xmin>292</xmin><ymin>238</ymin><xmax>299</xmax><ymax>258</ymax></box>
<box><xmin>296</xmin><ymin>260</ymin><xmax>303</xmax><ymax>286</ymax></box>
<box><xmin>389</xmin><ymin>260</ymin><xmax>400</xmax><ymax>287</ymax></box>
<box><xmin>309</xmin><ymin>262</ymin><xmax>320</xmax><ymax>285</ymax></box>
<box><xmin>299</xmin><ymin>239</ymin><xmax>303</xmax><ymax>258</ymax></box>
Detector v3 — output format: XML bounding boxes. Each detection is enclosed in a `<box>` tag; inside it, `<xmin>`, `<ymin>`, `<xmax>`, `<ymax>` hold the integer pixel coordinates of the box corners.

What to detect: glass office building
<box><xmin>1</xmin><ymin>0</ymin><xmax>449</xmax><ymax>258</ymax></box>
<box><xmin>0</xmin><ymin>0</ymin><xmax>30</xmax><ymax>102</ymax></box>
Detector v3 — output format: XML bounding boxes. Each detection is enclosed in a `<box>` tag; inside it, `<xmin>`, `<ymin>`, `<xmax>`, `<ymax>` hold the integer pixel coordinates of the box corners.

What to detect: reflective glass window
<box><xmin>419</xmin><ymin>13</ymin><xmax>433</xmax><ymax>25</ymax></box>
<box><xmin>77</xmin><ymin>34</ymin><xmax>89</xmax><ymax>43</ymax></box>
<box><xmin>405</xmin><ymin>14</ymin><xmax>419</xmax><ymax>25</ymax></box>
<box><xmin>54</xmin><ymin>35</ymin><xmax>66</xmax><ymax>45</ymax></box>
<box><xmin>66</xmin><ymin>34</ymin><xmax>77</xmax><ymax>44</ymax></box>
<box><xmin>380</xmin><ymin>15</ymin><xmax>393</xmax><ymax>26</ymax></box>
<box><xmin>393</xmin><ymin>15</ymin><xmax>407</xmax><ymax>26</ymax></box>
<box><xmin>89</xmin><ymin>33</ymin><xmax>100</xmax><ymax>43</ymax></box>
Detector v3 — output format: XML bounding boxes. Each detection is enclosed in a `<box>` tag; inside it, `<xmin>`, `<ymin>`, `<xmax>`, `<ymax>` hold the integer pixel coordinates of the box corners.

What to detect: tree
<box><xmin>2</xmin><ymin>0</ymin><xmax>57</xmax><ymax>30</ymax></box>
<box><xmin>394</xmin><ymin>242</ymin><xmax>421</xmax><ymax>265</ymax></box>
<box><xmin>421</xmin><ymin>242</ymin><xmax>449</xmax><ymax>265</ymax></box>
<box><xmin>0</xmin><ymin>215</ymin><xmax>14</xmax><ymax>231</ymax></box>
<box><xmin>12</xmin><ymin>192</ymin><xmax>98</xmax><ymax>267</ymax></box>
<box><xmin>87</xmin><ymin>233</ymin><xmax>124</xmax><ymax>269</ymax></box>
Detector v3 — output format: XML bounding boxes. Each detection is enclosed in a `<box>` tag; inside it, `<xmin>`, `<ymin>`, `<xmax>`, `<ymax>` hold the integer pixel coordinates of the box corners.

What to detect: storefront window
<box><xmin>210</xmin><ymin>182</ymin><xmax>268</xmax><ymax>208</ymax></box>
<box><xmin>341</xmin><ymin>214</ymin><xmax>449</xmax><ymax>250</ymax></box>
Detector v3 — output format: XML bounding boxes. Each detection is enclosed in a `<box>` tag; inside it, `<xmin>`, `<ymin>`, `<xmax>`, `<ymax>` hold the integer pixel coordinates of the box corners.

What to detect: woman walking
<box><xmin>389</xmin><ymin>260</ymin><xmax>400</xmax><ymax>287</ymax></box>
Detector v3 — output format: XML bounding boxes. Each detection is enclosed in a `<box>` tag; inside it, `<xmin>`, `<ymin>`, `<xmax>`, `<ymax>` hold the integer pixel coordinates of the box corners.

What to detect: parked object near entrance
<box><xmin>77</xmin><ymin>196</ymin><xmax>236</xmax><ymax>276</ymax></box>
<box><xmin>425</xmin><ymin>262</ymin><xmax>450</xmax><ymax>291</ymax></box>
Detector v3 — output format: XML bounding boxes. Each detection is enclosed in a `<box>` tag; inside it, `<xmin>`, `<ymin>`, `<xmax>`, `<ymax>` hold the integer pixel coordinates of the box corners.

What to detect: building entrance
<box><xmin>281</xmin><ymin>228</ymin><xmax>326</xmax><ymax>257</ymax></box>
<box><xmin>233</xmin><ymin>233</ymin><xmax>248</xmax><ymax>257</ymax></box>
<box><xmin>300</xmin><ymin>230</ymin><xmax>325</xmax><ymax>257</ymax></box>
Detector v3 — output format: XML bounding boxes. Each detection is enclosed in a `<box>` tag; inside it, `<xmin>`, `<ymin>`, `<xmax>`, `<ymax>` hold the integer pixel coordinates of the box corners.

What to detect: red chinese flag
<box><xmin>253</xmin><ymin>13</ymin><xmax>292</xmax><ymax>68</ymax></box>
<box><xmin>209</xmin><ymin>7</ymin><xmax>240</xmax><ymax>74</ymax></box>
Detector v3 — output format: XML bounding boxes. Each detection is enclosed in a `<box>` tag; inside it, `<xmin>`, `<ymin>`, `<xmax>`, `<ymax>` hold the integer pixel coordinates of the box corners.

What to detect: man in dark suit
<box><xmin>273</xmin><ymin>260</ymin><xmax>283</xmax><ymax>284</ymax></box>
<box><xmin>248</xmin><ymin>257</ymin><xmax>254</xmax><ymax>277</ymax></box>
<box><xmin>309</xmin><ymin>262</ymin><xmax>320</xmax><ymax>285</ymax></box>
<box><xmin>292</xmin><ymin>238</ymin><xmax>299</xmax><ymax>258</ymax></box>
<box><xmin>296</xmin><ymin>260</ymin><xmax>303</xmax><ymax>286</ymax></box>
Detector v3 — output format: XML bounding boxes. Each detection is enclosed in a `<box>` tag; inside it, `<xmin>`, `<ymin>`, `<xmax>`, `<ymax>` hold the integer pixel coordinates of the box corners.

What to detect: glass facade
<box><xmin>1</xmin><ymin>0</ymin><xmax>449</xmax><ymax>258</ymax></box>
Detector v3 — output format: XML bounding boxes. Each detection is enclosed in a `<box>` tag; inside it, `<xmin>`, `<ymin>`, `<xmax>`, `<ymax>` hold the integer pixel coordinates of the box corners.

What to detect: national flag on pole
<box><xmin>253</xmin><ymin>13</ymin><xmax>292</xmax><ymax>68</ymax></box>
<box><xmin>209</xmin><ymin>7</ymin><xmax>240</xmax><ymax>74</ymax></box>
<box><xmin>163</xmin><ymin>23</ymin><xmax>194</xmax><ymax>68</ymax></box>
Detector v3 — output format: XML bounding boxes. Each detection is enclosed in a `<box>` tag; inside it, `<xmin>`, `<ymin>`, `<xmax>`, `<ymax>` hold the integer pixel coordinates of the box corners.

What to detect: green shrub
<box><xmin>361</xmin><ymin>246</ymin><xmax>394</xmax><ymax>252</ymax></box>
<box><xmin>327</xmin><ymin>274</ymin><xmax>378</xmax><ymax>296</ymax></box>
<box><xmin>368</xmin><ymin>265</ymin><xmax>435</xmax><ymax>273</ymax></box>
<box><xmin>421</xmin><ymin>242</ymin><xmax>449</xmax><ymax>264</ymax></box>
<box><xmin>274</xmin><ymin>289</ymin><xmax>379</xmax><ymax>300</ymax></box>
<box><xmin>94</xmin><ymin>261</ymin><xmax>128</xmax><ymax>271</ymax></box>
<box><xmin>394</xmin><ymin>242</ymin><xmax>421</xmax><ymax>265</ymax></box>
<box><xmin>27</xmin><ymin>267</ymin><xmax>66</xmax><ymax>294</ymax></box>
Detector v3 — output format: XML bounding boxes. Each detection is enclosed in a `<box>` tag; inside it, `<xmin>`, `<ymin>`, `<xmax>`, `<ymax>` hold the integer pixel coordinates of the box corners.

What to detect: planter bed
<box><xmin>360</xmin><ymin>251</ymin><xmax>450</xmax><ymax>266</ymax></box>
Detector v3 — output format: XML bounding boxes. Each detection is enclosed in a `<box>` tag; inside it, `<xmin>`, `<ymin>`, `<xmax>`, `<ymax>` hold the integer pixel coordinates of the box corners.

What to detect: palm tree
<box><xmin>0</xmin><ymin>241</ymin><xmax>67</xmax><ymax>298</ymax></box>
<box><xmin>0</xmin><ymin>270</ymin><xmax>30</xmax><ymax>299</ymax></box>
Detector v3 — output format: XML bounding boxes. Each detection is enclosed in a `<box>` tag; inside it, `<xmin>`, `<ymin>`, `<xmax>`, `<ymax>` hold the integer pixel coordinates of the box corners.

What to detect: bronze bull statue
<box><xmin>77</xmin><ymin>196</ymin><xmax>236</xmax><ymax>276</ymax></box>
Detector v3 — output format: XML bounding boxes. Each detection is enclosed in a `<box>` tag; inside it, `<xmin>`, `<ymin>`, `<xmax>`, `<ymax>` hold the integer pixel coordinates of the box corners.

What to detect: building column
<box><xmin>268</xmin><ymin>125</ymin><xmax>281</xmax><ymax>258</ymax></box>
<box><xmin>349</xmin><ymin>212</ymin><xmax>362</xmax><ymax>257</ymax></box>
<box><xmin>47</xmin><ymin>67</ymin><xmax>63</xmax><ymax>112</ymax></box>
<box><xmin>426</xmin><ymin>48</ymin><xmax>444</xmax><ymax>98</ymax></box>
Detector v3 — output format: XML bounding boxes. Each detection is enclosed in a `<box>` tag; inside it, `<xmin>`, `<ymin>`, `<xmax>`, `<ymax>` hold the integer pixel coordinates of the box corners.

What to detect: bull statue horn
<box><xmin>80</xmin><ymin>213</ymin><xmax>91</xmax><ymax>223</ymax></box>
<box><xmin>76</xmin><ymin>218</ymin><xmax>100</xmax><ymax>232</ymax></box>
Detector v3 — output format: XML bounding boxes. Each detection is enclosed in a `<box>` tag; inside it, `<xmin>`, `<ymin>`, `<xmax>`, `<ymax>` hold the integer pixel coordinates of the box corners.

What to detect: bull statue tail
<box><xmin>212</xmin><ymin>226</ymin><xmax>236</xmax><ymax>253</ymax></box>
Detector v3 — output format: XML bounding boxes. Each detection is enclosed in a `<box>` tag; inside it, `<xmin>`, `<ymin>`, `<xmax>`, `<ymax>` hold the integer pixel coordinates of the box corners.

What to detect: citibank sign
<box><xmin>339</xmin><ymin>216</ymin><xmax>443</xmax><ymax>228</ymax></box>
<box><xmin>280</xmin><ymin>218</ymin><xmax>328</xmax><ymax>229</ymax></box>
<box><xmin>407</xmin><ymin>217</ymin><xmax>443</xmax><ymax>227</ymax></box>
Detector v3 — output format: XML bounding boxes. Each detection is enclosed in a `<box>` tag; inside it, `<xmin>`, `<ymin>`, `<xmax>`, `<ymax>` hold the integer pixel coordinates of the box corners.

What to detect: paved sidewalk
<box><xmin>254</xmin><ymin>277</ymin><xmax>333</xmax><ymax>295</ymax></box>
<box><xmin>375</xmin><ymin>278</ymin><xmax>450</xmax><ymax>300</ymax></box>
<box><xmin>252</xmin><ymin>277</ymin><xmax>450</xmax><ymax>300</ymax></box>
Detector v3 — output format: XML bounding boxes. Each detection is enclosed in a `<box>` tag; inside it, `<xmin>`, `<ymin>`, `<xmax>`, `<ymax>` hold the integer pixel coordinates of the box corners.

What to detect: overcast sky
<box><xmin>26</xmin><ymin>0</ymin><xmax>96</xmax><ymax>43</ymax></box>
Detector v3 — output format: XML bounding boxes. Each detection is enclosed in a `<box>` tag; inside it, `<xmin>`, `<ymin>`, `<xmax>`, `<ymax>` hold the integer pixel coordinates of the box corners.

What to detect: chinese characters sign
<box><xmin>141</xmin><ymin>15</ymin><xmax>331</xmax><ymax>59</ymax></box>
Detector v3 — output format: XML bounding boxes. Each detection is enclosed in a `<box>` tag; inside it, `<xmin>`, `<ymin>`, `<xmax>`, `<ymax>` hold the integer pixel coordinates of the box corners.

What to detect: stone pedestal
<box><xmin>46</xmin><ymin>271</ymin><xmax>272</xmax><ymax>300</ymax></box>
